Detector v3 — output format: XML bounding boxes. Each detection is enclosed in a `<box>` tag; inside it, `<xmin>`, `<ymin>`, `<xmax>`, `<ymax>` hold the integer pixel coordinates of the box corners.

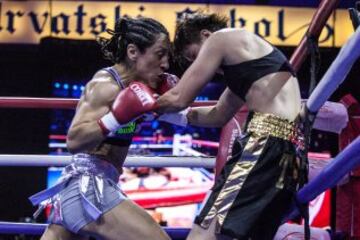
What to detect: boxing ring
<box><xmin>0</xmin><ymin>95</ymin><xmax>220</xmax><ymax>239</ymax></box>
<box><xmin>1</xmin><ymin>137</ymin><xmax>360</xmax><ymax>239</ymax></box>
<box><xmin>0</xmin><ymin>99</ymin><xmax>359</xmax><ymax>240</ymax></box>
<box><xmin>2</xmin><ymin>0</ymin><xmax>360</xmax><ymax>239</ymax></box>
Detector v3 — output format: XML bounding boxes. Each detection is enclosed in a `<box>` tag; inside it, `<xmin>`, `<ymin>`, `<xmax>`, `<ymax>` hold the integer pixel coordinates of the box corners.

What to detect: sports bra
<box><xmin>222</xmin><ymin>47</ymin><xmax>296</xmax><ymax>101</ymax></box>
<box><xmin>101</xmin><ymin>67</ymin><xmax>139</xmax><ymax>147</ymax></box>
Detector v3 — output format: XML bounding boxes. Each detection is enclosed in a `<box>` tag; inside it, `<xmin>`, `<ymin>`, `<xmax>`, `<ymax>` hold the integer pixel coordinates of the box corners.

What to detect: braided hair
<box><xmin>98</xmin><ymin>17</ymin><xmax>169</xmax><ymax>63</ymax></box>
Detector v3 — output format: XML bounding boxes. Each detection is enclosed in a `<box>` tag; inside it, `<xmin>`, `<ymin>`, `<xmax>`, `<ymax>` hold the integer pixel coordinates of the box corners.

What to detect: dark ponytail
<box><xmin>98</xmin><ymin>17</ymin><xmax>169</xmax><ymax>63</ymax></box>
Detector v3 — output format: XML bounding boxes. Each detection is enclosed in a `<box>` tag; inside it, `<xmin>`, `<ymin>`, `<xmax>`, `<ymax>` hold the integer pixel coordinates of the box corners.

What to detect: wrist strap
<box><xmin>98</xmin><ymin>112</ymin><xmax>120</xmax><ymax>135</ymax></box>
<box><xmin>97</xmin><ymin>119</ymin><xmax>110</xmax><ymax>136</ymax></box>
<box><xmin>158</xmin><ymin>108</ymin><xmax>189</xmax><ymax>127</ymax></box>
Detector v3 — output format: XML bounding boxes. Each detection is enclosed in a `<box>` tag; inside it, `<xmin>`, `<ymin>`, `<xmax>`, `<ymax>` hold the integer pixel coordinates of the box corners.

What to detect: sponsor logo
<box><xmin>130</xmin><ymin>84</ymin><xmax>153</xmax><ymax>106</ymax></box>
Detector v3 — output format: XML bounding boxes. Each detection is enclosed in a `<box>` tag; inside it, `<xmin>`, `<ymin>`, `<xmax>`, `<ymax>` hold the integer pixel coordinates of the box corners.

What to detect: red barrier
<box><xmin>337</xmin><ymin>94</ymin><xmax>360</xmax><ymax>238</ymax></box>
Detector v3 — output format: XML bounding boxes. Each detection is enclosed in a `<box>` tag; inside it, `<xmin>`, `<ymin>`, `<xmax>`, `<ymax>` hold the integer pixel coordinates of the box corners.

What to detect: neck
<box><xmin>113</xmin><ymin>63</ymin><xmax>135</xmax><ymax>87</ymax></box>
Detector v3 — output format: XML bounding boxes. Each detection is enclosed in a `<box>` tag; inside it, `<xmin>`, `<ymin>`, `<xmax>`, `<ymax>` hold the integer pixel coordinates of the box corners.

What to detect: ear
<box><xmin>126</xmin><ymin>43</ymin><xmax>140</xmax><ymax>62</ymax></box>
<box><xmin>200</xmin><ymin>29</ymin><xmax>212</xmax><ymax>41</ymax></box>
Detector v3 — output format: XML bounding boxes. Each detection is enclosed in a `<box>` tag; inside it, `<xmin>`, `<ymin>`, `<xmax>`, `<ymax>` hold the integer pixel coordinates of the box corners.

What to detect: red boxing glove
<box><xmin>156</xmin><ymin>73</ymin><xmax>179</xmax><ymax>95</ymax></box>
<box><xmin>98</xmin><ymin>81</ymin><xmax>157</xmax><ymax>135</ymax></box>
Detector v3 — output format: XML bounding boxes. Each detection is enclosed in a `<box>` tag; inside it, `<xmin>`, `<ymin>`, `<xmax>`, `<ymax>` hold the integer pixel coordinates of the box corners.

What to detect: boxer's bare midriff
<box><xmin>89</xmin><ymin>144</ymin><xmax>129</xmax><ymax>174</ymax></box>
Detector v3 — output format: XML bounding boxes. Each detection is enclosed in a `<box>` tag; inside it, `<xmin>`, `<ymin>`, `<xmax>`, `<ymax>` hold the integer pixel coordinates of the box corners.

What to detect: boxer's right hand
<box><xmin>156</xmin><ymin>73</ymin><xmax>179</xmax><ymax>95</ymax></box>
<box><xmin>98</xmin><ymin>81</ymin><xmax>157</xmax><ymax>135</ymax></box>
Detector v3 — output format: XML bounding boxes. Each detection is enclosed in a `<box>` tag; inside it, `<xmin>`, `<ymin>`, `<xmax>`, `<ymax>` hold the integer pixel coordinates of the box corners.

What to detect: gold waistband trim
<box><xmin>247</xmin><ymin>112</ymin><xmax>304</xmax><ymax>146</ymax></box>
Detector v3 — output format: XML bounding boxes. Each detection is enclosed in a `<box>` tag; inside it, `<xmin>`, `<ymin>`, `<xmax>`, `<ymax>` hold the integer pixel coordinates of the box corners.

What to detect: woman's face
<box><xmin>182</xmin><ymin>42</ymin><xmax>203</xmax><ymax>63</ymax></box>
<box><xmin>133</xmin><ymin>33</ymin><xmax>170</xmax><ymax>89</ymax></box>
<box><xmin>182</xmin><ymin>30</ymin><xmax>210</xmax><ymax>63</ymax></box>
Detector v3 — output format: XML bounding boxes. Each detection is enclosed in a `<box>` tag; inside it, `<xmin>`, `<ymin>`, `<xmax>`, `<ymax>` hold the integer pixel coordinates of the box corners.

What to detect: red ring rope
<box><xmin>0</xmin><ymin>97</ymin><xmax>216</xmax><ymax>109</ymax></box>
<box><xmin>290</xmin><ymin>0</ymin><xmax>340</xmax><ymax>72</ymax></box>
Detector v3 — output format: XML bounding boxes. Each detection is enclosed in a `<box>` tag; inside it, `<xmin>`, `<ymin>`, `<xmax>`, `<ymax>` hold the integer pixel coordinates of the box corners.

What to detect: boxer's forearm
<box><xmin>187</xmin><ymin>106</ymin><xmax>230</xmax><ymax>128</ymax></box>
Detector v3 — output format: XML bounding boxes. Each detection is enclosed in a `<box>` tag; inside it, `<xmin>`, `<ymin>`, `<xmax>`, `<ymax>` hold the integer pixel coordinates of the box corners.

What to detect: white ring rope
<box><xmin>49</xmin><ymin>143</ymin><xmax>174</xmax><ymax>149</ymax></box>
<box><xmin>0</xmin><ymin>154</ymin><xmax>333</xmax><ymax>182</ymax></box>
<box><xmin>0</xmin><ymin>154</ymin><xmax>216</xmax><ymax>168</ymax></box>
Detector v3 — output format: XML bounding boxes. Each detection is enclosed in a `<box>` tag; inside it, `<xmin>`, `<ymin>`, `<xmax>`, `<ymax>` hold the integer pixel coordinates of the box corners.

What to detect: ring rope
<box><xmin>0</xmin><ymin>97</ymin><xmax>216</xmax><ymax>109</ymax></box>
<box><xmin>0</xmin><ymin>221</ymin><xmax>190</xmax><ymax>238</ymax></box>
<box><xmin>0</xmin><ymin>154</ymin><xmax>216</xmax><ymax>167</ymax></box>
<box><xmin>290</xmin><ymin>0</ymin><xmax>340</xmax><ymax>72</ymax></box>
<box><xmin>0</xmin><ymin>153</ymin><xmax>331</xmax><ymax>167</ymax></box>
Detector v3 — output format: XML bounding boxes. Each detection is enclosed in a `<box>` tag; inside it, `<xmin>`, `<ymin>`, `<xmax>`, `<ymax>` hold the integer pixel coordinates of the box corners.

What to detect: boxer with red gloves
<box><xmin>31</xmin><ymin>16</ymin><xmax>172</xmax><ymax>240</ymax></box>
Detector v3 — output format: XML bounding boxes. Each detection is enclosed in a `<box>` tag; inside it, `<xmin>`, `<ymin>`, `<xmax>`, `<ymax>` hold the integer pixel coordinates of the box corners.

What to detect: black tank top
<box><xmin>222</xmin><ymin>47</ymin><xmax>296</xmax><ymax>101</ymax></box>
